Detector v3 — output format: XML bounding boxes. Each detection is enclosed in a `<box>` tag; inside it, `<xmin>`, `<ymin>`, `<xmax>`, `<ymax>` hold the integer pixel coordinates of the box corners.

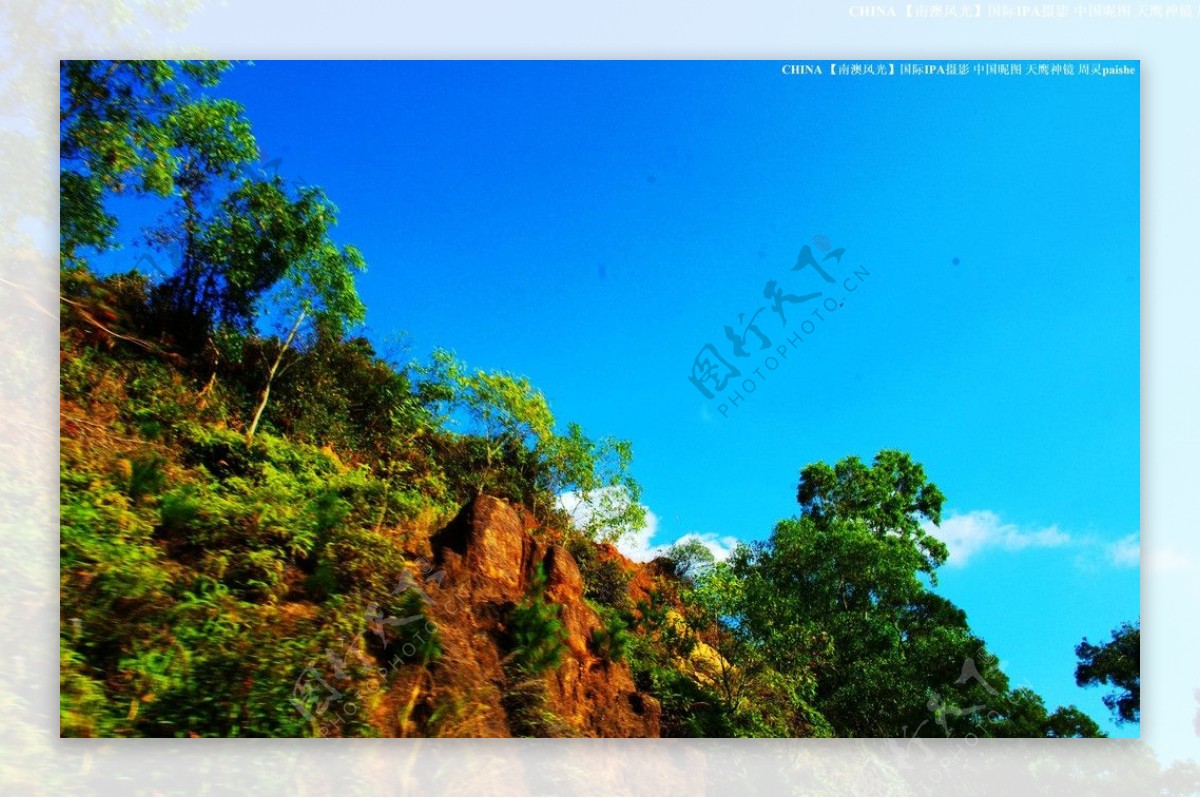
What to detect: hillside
<box><xmin>58</xmin><ymin>278</ymin><xmax>736</xmax><ymax>737</ymax></box>
<box><xmin>58</xmin><ymin>60</ymin><xmax>1122</xmax><ymax>740</ymax></box>
<box><xmin>59</xmin><ymin>270</ymin><xmax>1108</xmax><ymax>739</ymax></box>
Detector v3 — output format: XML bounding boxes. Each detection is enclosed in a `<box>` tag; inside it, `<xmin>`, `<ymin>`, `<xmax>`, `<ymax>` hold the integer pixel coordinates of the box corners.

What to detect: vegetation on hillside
<box><xmin>59</xmin><ymin>60</ymin><xmax>1135</xmax><ymax>739</ymax></box>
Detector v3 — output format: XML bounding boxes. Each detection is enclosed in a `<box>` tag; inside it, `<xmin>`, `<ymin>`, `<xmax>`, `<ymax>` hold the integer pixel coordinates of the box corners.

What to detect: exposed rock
<box><xmin>418</xmin><ymin>495</ymin><xmax>662</xmax><ymax>737</ymax></box>
<box><xmin>430</xmin><ymin>494</ymin><xmax>536</xmax><ymax>604</ymax></box>
<box><xmin>596</xmin><ymin>541</ymin><xmax>661</xmax><ymax>611</ymax></box>
<box><xmin>541</xmin><ymin>543</ymin><xmax>584</xmax><ymax>597</ymax></box>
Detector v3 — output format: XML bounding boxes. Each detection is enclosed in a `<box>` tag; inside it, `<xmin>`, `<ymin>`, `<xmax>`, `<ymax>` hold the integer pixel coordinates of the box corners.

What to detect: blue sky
<box><xmin>95</xmin><ymin>60</ymin><xmax>1140</xmax><ymax>736</ymax></box>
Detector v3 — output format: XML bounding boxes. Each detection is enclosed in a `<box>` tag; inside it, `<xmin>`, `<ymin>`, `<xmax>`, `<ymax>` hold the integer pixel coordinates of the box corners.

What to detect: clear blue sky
<box><xmin>98</xmin><ymin>60</ymin><xmax>1141</xmax><ymax>736</ymax></box>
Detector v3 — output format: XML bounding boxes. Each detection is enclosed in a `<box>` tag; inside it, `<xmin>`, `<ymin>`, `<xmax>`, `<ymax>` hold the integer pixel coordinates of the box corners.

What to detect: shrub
<box><xmin>305</xmin><ymin>559</ymin><xmax>339</xmax><ymax>601</ymax></box>
<box><xmin>585</xmin><ymin>555</ymin><xmax>632</xmax><ymax>611</ymax></box>
<box><xmin>566</xmin><ymin>535</ymin><xmax>632</xmax><ymax>611</ymax></box>
<box><xmin>501</xmin><ymin>676</ymin><xmax>577</xmax><ymax>738</ymax></box>
<box><xmin>180</xmin><ymin>424</ymin><xmax>257</xmax><ymax>480</ymax></box>
<box><xmin>589</xmin><ymin>605</ymin><xmax>633</xmax><ymax>663</ymax></box>
<box><xmin>126</xmin><ymin>452</ymin><xmax>168</xmax><ymax>503</ymax></box>
<box><xmin>418</xmin><ymin>350</ymin><xmax>644</xmax><ymax>542</ymax></box>
<box><xmin>505</xmin><ymin>566</ymin><xmax>567</xmax><ymax>676</ymax></box>
<box><xmin>663</xmin><ymin>538</ymin><xmax>716</xmax><ymax>584</ymax></box>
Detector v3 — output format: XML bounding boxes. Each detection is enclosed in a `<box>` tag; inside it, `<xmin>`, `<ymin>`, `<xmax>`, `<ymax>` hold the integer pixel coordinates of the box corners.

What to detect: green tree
<box><xmin>266</xmin><ymin>333</ymin><xmax>425</xmax><ymax>461</ymax></box>
<box><xmin>663</xmin><ymin>537</ymin><xmax>716</xmax><ymax>583</ymax></box>
<box><xmin>59</xmin><ymin>60</ymin><xmax>238</xmax><ymax>268</ymax></box>
<box><xmin>1075</xmin><ymin>620</ymin><xmax>1140</xmax><ymax>725</ymax></box>
<box><xmin>61</xmin><ymin>60</ymin><xmax>357</xmax><ymax>367</ymax></box>
<box><xmin>61</xmin><ymin>58</ymin><xmax>366</xmax><ymax>383</ymax></box>
<box><xmin>697</xmin><ymin>450</ymin><xmax>1102</xmax><ymax>738</ymax></box>
<box><xmin>506</xmin><ymin>566</ymin><xmax>568</xmax><ymax>675</ymax></box>
<box><xmin>984</xmin><ymin>687</ymin><xmax>1106</xmax><ymax>738</ymax></box>
<box><xmin>1045</xmin><ymin>705</ymin><xmax>1106</xmax><ymax>738</ymax></box>
<box><xmin>426</xmin><ymin>350</ymin><xmax>555</xmax><ymax>495</ymax></box>
<box><xmin>420</xmin><ymin>350</ymin><xmax>644</xmax><ymax>542</ymax></box>
<box><xmin>156</xmin><ymin>176</ymin><xmax>297</xmax><ymax>343</ymax></box>
<box><xmin>729</xmin><ymin>514</ymin><xmax>981</xmax><ymax>736</ymax></box>
<box><xmin>542</xmin><ymin>423</ymin><xmax>645</xmax><ymax>543</ymax></box>
<box><xmin>675</xmin><ymin>552</ymin><xmax>829</xmax><ymax>736</ymax></box>
<box><xmin>243</xmin><ymin>185</ymin><xmax>367</xmax><ymax>442</ymax></box>
<box><xmin>797</xmin><ymin>449</ymin><xmax>948</xmax><ymax>575</ymax></box>
<box><xmin>60</xmin><ymin>61</ymin><xmax>274</xmax><ymax>356</ymax></box>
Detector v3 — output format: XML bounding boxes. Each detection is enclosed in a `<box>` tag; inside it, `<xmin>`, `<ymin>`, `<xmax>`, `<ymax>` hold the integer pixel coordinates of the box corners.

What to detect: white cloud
<box><xmin>1107</xmin><ymin>531</ymin><xmax>1141</xmax><ymax>568</ymax></box>
<box><xmin>557</xmin><ymin>489</ymin><xmax>739</xmax><ymax>564</ymax></box>
<box><xmin>609</xmin><ymin>507</ymin><xmax>660</xmax><ymax>561</ymax></box>
<box><xmin>615</xmin><ymin>528</ymin><xmax>742</xmax><ymax>564</ymax></box>
<box><xmin>928</xmin><ymin>510</ymin><xmax>1144</xmax><ymax>572</ymax></box>
<box><xmin>925</xmin><ymin>509</ymin><xmax>1071</xmax><ymax>567</ymax></box>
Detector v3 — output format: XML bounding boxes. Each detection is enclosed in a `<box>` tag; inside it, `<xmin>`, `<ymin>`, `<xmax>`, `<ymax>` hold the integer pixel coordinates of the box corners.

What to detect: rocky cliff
<box><xmin>375</xmin><ymin>495</ymin><xmax>662</xmax><ymax>737</ymax></box>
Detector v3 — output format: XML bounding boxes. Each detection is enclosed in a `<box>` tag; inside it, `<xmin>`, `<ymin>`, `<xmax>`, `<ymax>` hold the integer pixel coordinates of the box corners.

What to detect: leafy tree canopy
<box><xmin>60</xmin><ymin>60</ymin><xmax>248</xmax><ymax>268</ymax></box>
<box><xmin>798</xmin><ymin>449</ymin><xmax>948</xmax><ymax>576</ymax></box>
<box><xmin>1076</xmin><ymin>620</ymin><xmax>1140</xmax><ymax>725</ymax></box>
<box><xmin>419</xmin><ymin>349</ymin><xmax>645</xmax><ymax>542</ymax></box>
<box><xmin>673</xmin><ymin>450</ymin><xmax>1103</xmax><ymax>739</ymax></box>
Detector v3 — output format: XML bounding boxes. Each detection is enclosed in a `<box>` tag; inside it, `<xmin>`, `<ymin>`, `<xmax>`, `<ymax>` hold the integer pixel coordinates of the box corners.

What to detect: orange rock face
<box><xmin>430</xmin><ymin>494</ymin><xmax>538</xmax><ymax>602</ymax></box>
<box><xmin>414</xmin><ymin>495</ymin><xmax>661</xmax><ymax>737</ymax></box>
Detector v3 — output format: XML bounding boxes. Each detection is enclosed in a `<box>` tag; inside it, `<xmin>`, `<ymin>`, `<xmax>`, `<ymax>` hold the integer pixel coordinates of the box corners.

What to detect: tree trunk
<box><xmin>246</xmin><ymin>310</ymin><xmax>305</xmax><ymax>444</ymax></box>
<box><xmin>196</xmin><ymin>339</ymin><xmax>220</xmax><ymax>411</ymax></box>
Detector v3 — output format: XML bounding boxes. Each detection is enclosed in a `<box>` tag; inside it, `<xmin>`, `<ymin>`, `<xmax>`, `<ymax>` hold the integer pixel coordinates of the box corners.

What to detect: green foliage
<box><xmin>505</xmin><ymin>568</ymin><xmax>568</xmax><ymax>676</ymax></box>
<box><xmin>667</xmin><ymin>553</ymin><xmax>828</xmax><ymax>737</ymax></box>
<box><xmin>589</xmin><ymin>604</ymin><xmax>634</xmax><ymax>663</ymax></box>
<box><xmin>662</xmin><ymin>537</ymin><xmax>716</xmax><ymax>583</ymax></box>
<box><xmin>639</xmin><ymin>450</ymin><xmax>1105</xmax><ymax>739</ymax></box>
<box><xmin>60</xmin><ymin>357</ymin><xmax>428</xmax><ymax>736</ymax></box>
<box><xmin>981</xmin><ymin>686</ymin><xmax>1106</xmax><ymax>738</ymax></box>
<box><xmin>62</xmin><ymin>59</ymin><xmax>367</xmax><ymax>376</ymax></box>
<box><xmin>500</xmin><ymin>567</ymin><xmax>574</xmax><ymax>737</ymax></box>
<box><xmin>419</xmin><ymin>349</ymin><xmax>644</xmax><ymax>541</ymax></box>
<box><xmin>64</xmin><ymin>62</ymin><xmax>267</xmax><ymax>353</ymax></box>
<box><xmin>63</xmin><ymin>451</ymin><xmax>324</xmax><ymax>737</ymax></box>
<box><xmin>422</xmin><ymin>348</ymin><xmax>553</xmax><ymax>498</ymax></box>
<box><xmin>1075</xmin><ymin>620</ymin><xmax>1140</xmax><ymax>725</ymax></box>
<box><xmin>797</xmin><ymin>449</ymin><xmax>948</xmax><ymax>576</ymax></box>
<box><xmin>125</xmin><ymin>452</ymin><xmax>168</xmax><ymax>503</ymax></box>
<box><xmin>161</xmin><ymin>177</ymin><xmax>297</xmax><ymax>332</ymax></box>
<box><xmin>59</xmin><ymin>60</ymin><xmax>238</xmax><ymax>268</ymax></box>
<box><xmin>624</xmin><ymin>606</ymin><xmax>735</xmax><ymax>737</ymax></box>
<box><xmin>160</xmin><ymin>426</ymin><xmax>360</xmax><ymax>580</ymax></box>
<box><xmin>566</xmin><ymin>536</ymin><xmax>632</xmax><ymax>611</ymax></box>
<box><xmin>233</xmin><ymin>181</ymin><xmax>368</xmax><ymax>443</ymax></box>
<box><xmin>61</xmin><ymin>640</ymin><xmax>117</xmax><ymax>738</ymax></box>
<box><xmin>266</xmin><ymin>335</ymin><xmax>430</xmax><ymax>459</ymax></box>
<box><xmin>726</xmin><ymin>514</ymin><xmax>981</xmax><ymax>736</ymax></box>
<box><xmin>543</xmin><ymin>425</ymin><xmax>645</xmax><ymax>544</ymax></box>
<box><xmin>242</xmin><ymin>181</ymin><xmax>367</xmax><ymax>338</ymax></box>
<box><xmin>60</xmin><ymin>171</ymin><xmax>117</xmax><ymax>267</ymax></box>
<box><xmin>1045</xmin><ymin>705</ymin><xmax>1107</xmax><ymax>738</ymax></box>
